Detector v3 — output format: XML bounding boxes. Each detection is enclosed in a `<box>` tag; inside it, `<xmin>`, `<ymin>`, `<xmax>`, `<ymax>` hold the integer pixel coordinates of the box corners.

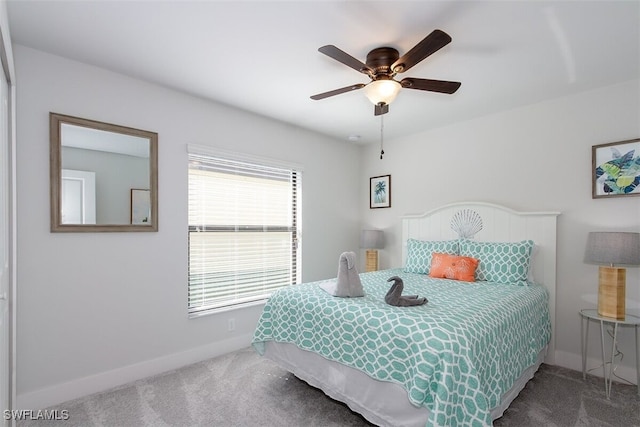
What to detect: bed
<box><xmin>252</xmin><ymin>202</ymin><xmax>559</xmax><ymax>426</ymax></box>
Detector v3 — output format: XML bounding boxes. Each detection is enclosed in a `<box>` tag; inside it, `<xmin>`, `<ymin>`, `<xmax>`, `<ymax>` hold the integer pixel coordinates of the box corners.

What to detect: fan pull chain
<box><xmin>379</xmin><ymin>112</ymin><xmax>385</xmax><ymax>160</ymax></box>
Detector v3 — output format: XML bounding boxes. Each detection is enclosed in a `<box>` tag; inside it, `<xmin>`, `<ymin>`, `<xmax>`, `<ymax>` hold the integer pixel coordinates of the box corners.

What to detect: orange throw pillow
<box><xmin>429</xmin><ymin>252</ymin><xmax>479</xmax><ymax>282</ymax></box>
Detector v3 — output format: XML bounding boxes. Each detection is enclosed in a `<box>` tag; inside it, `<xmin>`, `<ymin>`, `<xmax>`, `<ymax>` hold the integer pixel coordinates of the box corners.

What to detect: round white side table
<box><xmin>579</xmin><ymin>308</ymin><xmax>640</xmax><ymax>399</ymax></box>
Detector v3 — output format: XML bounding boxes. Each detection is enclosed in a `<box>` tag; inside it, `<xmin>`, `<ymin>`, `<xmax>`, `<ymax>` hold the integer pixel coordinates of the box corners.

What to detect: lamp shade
<box><xmin>584</xmin><ymin>232</ymin><xmax>640</xmax><ymax>267</ymax></box>
<box><xmin>360</xmin><ymin>229</ymin><xmax>385</xmax><ymax>249</ymax></box>
<box><xmin>363</xmin><ymin>80</ymin><xmax>401</xmax><ymax>105</ymax></box>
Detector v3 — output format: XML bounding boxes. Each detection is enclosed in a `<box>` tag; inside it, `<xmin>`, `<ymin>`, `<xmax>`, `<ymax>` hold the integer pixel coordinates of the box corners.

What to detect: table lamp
<box><xmin>584</xmin><ymin>231</ymin><xmax>640</xmax><ymax>319</ymax></box>
<box><xmin>360</xmin><ymin>230</ymin><xmax>385</xmax><ymax>272</ymax></box>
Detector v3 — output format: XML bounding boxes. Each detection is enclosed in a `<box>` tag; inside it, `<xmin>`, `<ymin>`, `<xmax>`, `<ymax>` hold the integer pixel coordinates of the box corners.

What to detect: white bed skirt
<box><xmin>263</xmin><ymin>341</ymin><xmax>547</xmax><ymax>427</ymax></box>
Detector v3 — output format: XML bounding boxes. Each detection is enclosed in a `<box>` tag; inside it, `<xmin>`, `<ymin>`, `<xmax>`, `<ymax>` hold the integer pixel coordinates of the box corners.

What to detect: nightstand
<box><xmin>579</xmin><ymin>309</ymin><xmax>640</xmax><ymax>399</ymax></box>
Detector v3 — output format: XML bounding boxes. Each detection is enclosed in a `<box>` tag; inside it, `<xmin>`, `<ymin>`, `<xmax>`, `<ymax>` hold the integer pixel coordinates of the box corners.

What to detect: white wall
<box><xmin>14</xmin><ymin>45</ymin><xmax>361</xmax><ymax>408</ymax></box>
<box><xmin>360</xmin><ymin>79</ymin><xmax>640</xmax><ymax>381</ymax></box>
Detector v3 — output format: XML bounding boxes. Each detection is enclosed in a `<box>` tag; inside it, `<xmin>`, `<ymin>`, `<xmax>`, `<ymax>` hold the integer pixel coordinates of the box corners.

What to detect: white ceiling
<box><xmin>7</xmin><ymin>1</ymin><xmax>640</xmax><ymax>144</ymax></box>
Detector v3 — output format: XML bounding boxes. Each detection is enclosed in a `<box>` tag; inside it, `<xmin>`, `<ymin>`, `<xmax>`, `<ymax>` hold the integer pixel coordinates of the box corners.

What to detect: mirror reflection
<box><xmin>50</xmin><ymin>113</ymin><xmax>158</xmax><ymax>232</ymax></box>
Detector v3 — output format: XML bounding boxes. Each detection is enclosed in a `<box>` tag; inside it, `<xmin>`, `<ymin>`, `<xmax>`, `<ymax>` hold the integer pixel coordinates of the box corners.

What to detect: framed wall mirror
<box><xmin>50</xmin><ymin>113</ymin><xmax>158</xmax><ymax>232</ymax></box>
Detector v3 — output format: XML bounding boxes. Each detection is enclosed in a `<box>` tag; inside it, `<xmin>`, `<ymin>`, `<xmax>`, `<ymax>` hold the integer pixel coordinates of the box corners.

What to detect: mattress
<box><xmin>252</xmin><ymin>268</ymin><xmax>551</xmax><ymax>426</ymax></box>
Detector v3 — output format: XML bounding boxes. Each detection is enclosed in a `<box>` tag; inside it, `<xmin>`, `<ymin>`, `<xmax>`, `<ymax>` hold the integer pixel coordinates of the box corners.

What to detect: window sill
<box><xmin>188</xmin><ymin>299</ymin><xmax>267</xmax><ymax>319</ymax></box>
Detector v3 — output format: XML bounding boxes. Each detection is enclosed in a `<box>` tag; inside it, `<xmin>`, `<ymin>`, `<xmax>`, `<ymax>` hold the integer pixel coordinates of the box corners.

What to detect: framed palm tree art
<box><xmin>370</xmin><ymin>175</ymin><xmax>391</xmax><ymax>209</ymax></box>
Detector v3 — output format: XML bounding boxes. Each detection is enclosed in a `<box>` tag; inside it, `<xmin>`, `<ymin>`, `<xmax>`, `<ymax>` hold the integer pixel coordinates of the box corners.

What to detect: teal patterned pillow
<box><xmin>404</xmin><ymin>239</ymin><xmax>459</xmax><ymax>274</ymax></box>
<box><xmin>458</xmin><ymin>239</ymin><xmax>534</xmax><ymax>283</ymax></box>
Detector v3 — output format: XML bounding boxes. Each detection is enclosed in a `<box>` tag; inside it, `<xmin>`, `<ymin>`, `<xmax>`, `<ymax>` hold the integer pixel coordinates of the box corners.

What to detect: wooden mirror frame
<box><xmin>50</xmin><ymin>113</ymin><xmax>158</xmax><ymax>232</ymax></box>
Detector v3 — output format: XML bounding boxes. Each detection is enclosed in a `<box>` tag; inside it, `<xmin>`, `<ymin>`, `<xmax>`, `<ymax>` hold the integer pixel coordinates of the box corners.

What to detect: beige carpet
<box><xmin>18</xmin><ymin>347</ymin><xmax>640</xmax><ymax>426</ymax></box>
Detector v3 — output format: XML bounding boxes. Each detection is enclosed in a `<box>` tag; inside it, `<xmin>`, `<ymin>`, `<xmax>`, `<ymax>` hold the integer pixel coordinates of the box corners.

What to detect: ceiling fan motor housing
<box><xmin>366</xmin><ymin>47</ymin><xmax>400</xmax><ymax>78</ymax></box>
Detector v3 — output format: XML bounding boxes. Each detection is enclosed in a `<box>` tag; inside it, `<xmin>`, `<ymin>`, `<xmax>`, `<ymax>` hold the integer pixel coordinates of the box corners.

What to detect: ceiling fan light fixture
<box><xmin>364</xmin><ymin>79</ymin><xmax>401</xmax><ymax>106</ymax></box>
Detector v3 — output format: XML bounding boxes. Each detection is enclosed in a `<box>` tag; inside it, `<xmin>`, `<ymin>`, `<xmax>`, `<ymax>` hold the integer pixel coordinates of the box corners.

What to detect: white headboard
<box><xmin>401</xmin><ymin>201</ymin><xmax>560</xmax><ymax>364</ymax></box>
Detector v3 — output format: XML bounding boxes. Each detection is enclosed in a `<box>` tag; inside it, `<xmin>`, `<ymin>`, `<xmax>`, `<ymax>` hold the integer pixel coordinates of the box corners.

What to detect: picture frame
<box><xmin>370</xmin><ymin>175</ymin><xmax>391</xmax><ymax>209</ymax></box>
<box><xmin>592</xmin><ymin>138</ymin><xmax>640</xmax><ymax>198</ymax></box>
<box><xmin>130</xmin><ymin>189</ymin><xmax>151</xmax><ymax>224</ymax></box>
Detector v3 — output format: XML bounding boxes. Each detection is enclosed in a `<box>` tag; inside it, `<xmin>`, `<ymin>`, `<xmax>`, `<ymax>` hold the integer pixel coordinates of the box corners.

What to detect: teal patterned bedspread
<box><xmin>252</xmin><ymin>269</ymin><xmax>551</xmax><ymax>427</ymax></box>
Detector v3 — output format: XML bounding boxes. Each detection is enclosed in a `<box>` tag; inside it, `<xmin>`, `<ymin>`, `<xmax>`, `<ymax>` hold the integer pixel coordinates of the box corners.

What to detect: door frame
<box><xmin>0</xmin><ymin>4</ymin><xmax>17</xmax><ymax>423</ymax></box>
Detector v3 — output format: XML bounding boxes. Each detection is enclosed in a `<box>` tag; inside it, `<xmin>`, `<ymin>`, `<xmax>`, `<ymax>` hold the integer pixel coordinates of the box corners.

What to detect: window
<box><xmin>188</xmin><ymin>148</ymin><xmax>301</xmax><ymax>316</ymax></box>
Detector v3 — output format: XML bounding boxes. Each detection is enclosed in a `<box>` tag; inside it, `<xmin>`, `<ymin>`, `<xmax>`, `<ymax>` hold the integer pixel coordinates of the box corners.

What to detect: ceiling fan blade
<box><xmin>374</xmin><ymin>103</ymin><xmax>389</xmax><ymax>116</ymax></box>
<box><xmin>310</xmin><ymin>83</ymin><xmax>366</xmax><ymax>100</ymax></box>
<box><xmin>400</xmin><ymin>78</ymin><xmax>461</xmax><ymax>94</ymax></box>
<box><xmin>318</xmin><ymin>45</ymin><xmax>372</xmax><ymax>75</ymax></box>
<box><xmin>391</xmin><ymin>29</ymin><xmax>452</xmax><ymax>74</ymax></box>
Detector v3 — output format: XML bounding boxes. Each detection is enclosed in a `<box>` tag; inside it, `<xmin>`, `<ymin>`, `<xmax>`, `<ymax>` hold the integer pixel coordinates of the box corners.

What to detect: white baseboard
<box><xmin>554</xmin><ymin>350</ymin><xmax>638</xmax><ymax>386</ymax></box>
<box><xmin>16</xmin><ymin>333</ymin><xmax>254</xmax><ymax>410</ymax></box>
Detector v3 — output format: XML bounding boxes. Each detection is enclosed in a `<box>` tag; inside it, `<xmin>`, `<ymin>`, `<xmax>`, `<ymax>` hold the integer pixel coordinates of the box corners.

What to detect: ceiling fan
<box><xmin>310</xmin><ymin>29</ymin><xmax>461</xmax><ymax>116</ymax></box>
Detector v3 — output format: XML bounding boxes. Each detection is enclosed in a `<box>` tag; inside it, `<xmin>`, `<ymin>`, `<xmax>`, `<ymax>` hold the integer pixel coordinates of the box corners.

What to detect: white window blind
<box><xmin>188</xmin><ymin>151</ymin><xmax>301</xmax><ymax>315</ymax></box>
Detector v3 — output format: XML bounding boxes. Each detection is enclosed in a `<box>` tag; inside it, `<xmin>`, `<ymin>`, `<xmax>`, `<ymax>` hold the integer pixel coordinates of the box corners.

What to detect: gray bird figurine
<box><xmin>385</xmin><ymin>276</ymin><xmax>428</xmax><ymax>307</ymax></box>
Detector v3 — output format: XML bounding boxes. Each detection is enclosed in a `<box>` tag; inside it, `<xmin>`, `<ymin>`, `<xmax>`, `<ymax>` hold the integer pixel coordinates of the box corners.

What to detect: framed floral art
<box><xmin>592</xmin><ymin>138</ymin><xmax>640</xmax><ymax>198</ymax></box>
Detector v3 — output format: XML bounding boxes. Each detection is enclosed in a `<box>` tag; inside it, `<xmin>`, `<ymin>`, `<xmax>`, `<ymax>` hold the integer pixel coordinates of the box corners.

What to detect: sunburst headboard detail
<box><xmin>401</xmin><ymin>201</ymin><xmax>560</xmax><ymax>364</ymax></box>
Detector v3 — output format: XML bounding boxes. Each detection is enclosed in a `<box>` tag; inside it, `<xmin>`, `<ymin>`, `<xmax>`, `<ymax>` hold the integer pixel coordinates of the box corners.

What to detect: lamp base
<box><xmin>597</xmin><ymin>266</ymin><xmax>626</xmax><ymax>319</ymax></box>
<box><xmin>365</xmin><ymin>250</ymin><xmax>379</xmax><ymax>272</ymax></box>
